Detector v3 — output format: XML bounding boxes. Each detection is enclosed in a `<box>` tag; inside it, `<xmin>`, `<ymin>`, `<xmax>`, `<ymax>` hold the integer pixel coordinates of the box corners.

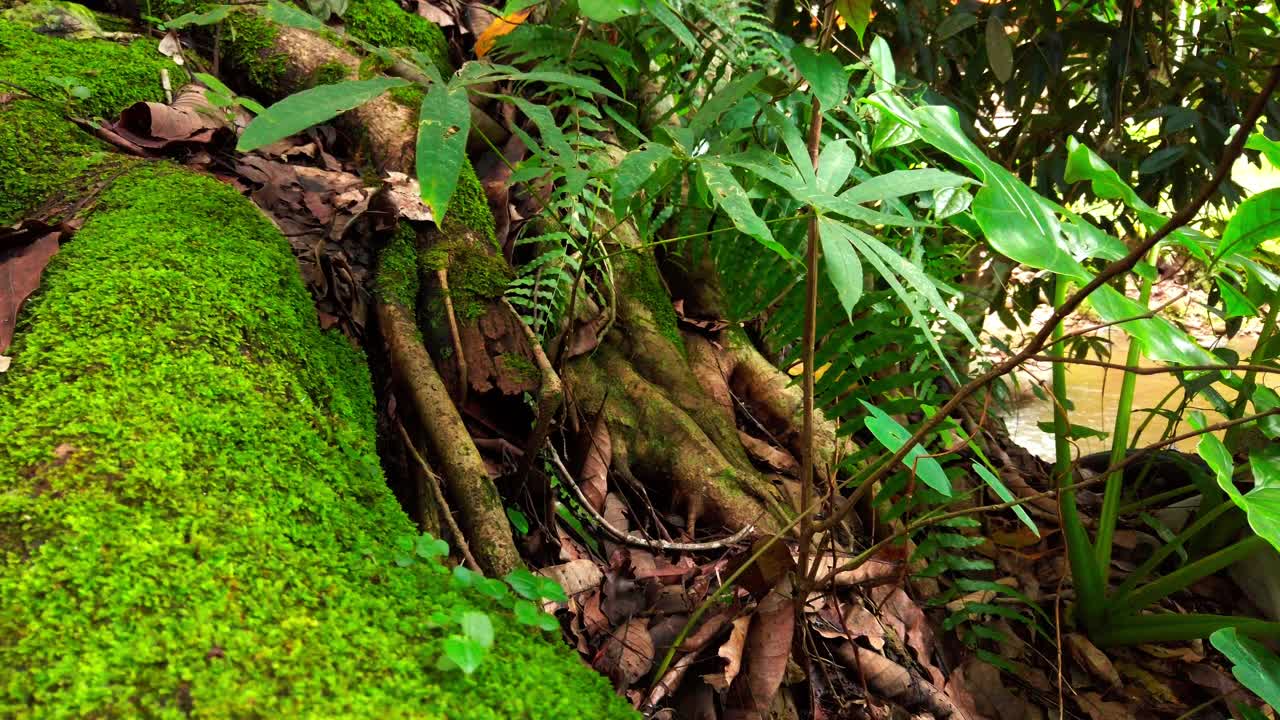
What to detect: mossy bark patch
<box><xmin>0</xmin><ymin>165</ymin><xmax>633</xmax><ymax>719</ymax></box>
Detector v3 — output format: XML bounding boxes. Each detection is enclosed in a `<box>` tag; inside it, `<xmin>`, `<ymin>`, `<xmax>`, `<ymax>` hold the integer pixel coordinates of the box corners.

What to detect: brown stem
<box><xmin>814</xmin><ymin>62</ymin><xmax>1280</xmax><ymax>535</ymax></box>
<box><xmin>505</xmin><ymin>298</ymin><xmax>563</xmax><ymax>518</ymax></box>
<box><xmin>436</xmin><ymin>268</ymin><xmax>468</xmax><ymax>406</ymax></box>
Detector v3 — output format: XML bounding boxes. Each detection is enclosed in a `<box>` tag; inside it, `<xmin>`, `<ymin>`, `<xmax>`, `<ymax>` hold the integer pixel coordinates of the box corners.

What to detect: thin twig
<box><xmin>396</xmin><ymin>420</ymin><xmax>483</xmax><ymax>573</ymax></box>
<box><xmin>436</xmin><ymin>268</ymin><xmax>468</xmax><ymax>406</ymax></box>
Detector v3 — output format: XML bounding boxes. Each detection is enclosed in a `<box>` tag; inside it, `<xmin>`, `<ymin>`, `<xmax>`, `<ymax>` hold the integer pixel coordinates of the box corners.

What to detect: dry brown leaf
<box><xmin>725</xmin><ymin>577</ymin><xmax>794</xmax><ymax>720</ymax></box>
<box><xmin>738</xmin><ymin>430</ymin><xmax>799</xmax><ymax>475</ymax></box>
<box><xmin>1067</xmin><ymin>633</ymin><xmax>1122</xmax><ymax>689</ymax></box>
<box><xmin>871</xmin><ymin>584</ymin><xmax>944</xmax><ymax>687</ymax></box>
<box><xmin>704</xmin><ymin>615</ymin><xmax>751</xmax><ymax>691</ymax></box>
<box><xmin>951</xmin><ymin>659</ymin><xmax>1025</xmax><ymax>720</ymax></box>
<box><xmin>157</xmin><ymin>30</ymin><xmax>183</xmax><ymax>64</ymax></box>
<box><xmin>580</xmin><ymin>414</ymin><xmax>611</xmax><ymax>510</ymax></box>
<box><xmin>595</xmin><ymin>618</ymin><xmax>654</xmax><ymax>688</ymax></box>
<box><xmin>538</xmin><ymin>558</ymin><xmax>603</xmax><ymax>597</ymax></box>
<box><xmin>0</xmin><ymin>231</ymin><xmax>59</xmax><ymax>354</ymax></box>
<box><xmin>1075</xmin><ymin>692</ymin><xmax>1130</xmax><ymax>720</ymax></box>
<box><xmin>380</xmin><ymin>171</ymin><xmax>434</xmax><ymax>222</ymax></box>
<box><xmin>110</xmin><ymin>87</ymin><xmax>230</xmax><ymax>151</ymax></box>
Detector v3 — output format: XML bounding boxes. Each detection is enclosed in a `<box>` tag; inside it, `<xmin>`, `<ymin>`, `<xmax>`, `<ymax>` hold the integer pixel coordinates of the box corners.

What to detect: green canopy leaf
<box><xmin>238</xmin><ymin>77</ymin><xmax>408</xmax><ymax>151</ymax></box>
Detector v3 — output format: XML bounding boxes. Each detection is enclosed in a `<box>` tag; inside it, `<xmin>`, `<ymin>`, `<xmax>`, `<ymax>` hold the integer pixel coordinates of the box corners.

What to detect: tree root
<box><xmin>378</xmin><ymin>299</ymin><xmax>519</xmax><ymax>574</ymax></box>
<box><xmin>395</xmin><ymin>419</ymin><xmax>482</xmax><ymax>572</ymax></box>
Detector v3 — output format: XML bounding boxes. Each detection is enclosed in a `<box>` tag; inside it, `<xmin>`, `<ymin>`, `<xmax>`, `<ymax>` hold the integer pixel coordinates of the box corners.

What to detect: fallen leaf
<box><xmin>380</xmin><ymin>171</ymin><xmax>434</xmax><ymax>222</ymax></box>
<box><xmin>474</xmin><ymin>9</ymin><xmax>530</xmax><ymax>57</ymax></box>
<box><xmin>951</xmin><ymin>659</ymin><xmax>1025</xmax><ymax>720</ymax></box>
<box><xmin>157</xmin><ymin>30</ymin><xmax>183</xmax><ymax>64</ymax></box>
<box><xmin>738</xmin><ymin>431</ymin><xmax>799</xmax><ymax>475</ymax></box>
<box><xmin>595</xmin><ymin>617</ymin><xmax>654</xmax><ymax>688</ymax></box>
<box><xmin>704</xmin><ymin>615</ymin><xmax>751</xmax><ymax>690</ymax></box>
<box><xmin>725</xmin><ymin>577</ymin><xmax>794</xmax><ymax>720</ymax></box>
<box><xmin>538</xmin><ymin>558</ymin><xmax>603</xmax><ymax>597</ymax></box>
<box><xmin>579</xmin><ymin>414</ymin><xmax>610</xmax><ymax>510</ymax></box>
<box><xmin>1067</xmin><ymin>633</ymin><xmax>1122</xmax><ymax>689</ymax></box>
<box><xmin>0</xmin><ymin>231</ymin><xmax>60</xmax><ymax>353</ymax></box>
<box><xmin>1076</xmin><ymin>691</ymin><xmax>1130</xmax><ymax>720</ymax></box>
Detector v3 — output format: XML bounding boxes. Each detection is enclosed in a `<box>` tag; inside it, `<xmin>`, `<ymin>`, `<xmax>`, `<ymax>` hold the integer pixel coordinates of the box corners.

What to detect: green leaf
<box><xmin>263</xmin><ymin>0</ymin><xmax>326</xmax><ymax>30</ymax></box>
<box><xmin>442</xmin><ymin>636</ymin><xmax>487</xmax><ymax>674</ymax></box>
<box><xmin>506</xmin><ymin>506</ymin><xmax>530</xmax><ymax>535</ymax></box>
<box><xmin>451</xmin><ymin>564</ymin><xmax>483</xmax><ymax>588</ymax></box>
<box><xmin>613</xmin><ymin>143</ymin><xmax>674</xmax><ymax>210</ymax></box>
<box><xmin>816</xmin><ymin>139</ymin><xmax>856</xmax><ymax>194</ymax></box>
<box><xmin>839</xmin><ymin>168</ymin><xmax>975</xmax><ymax>205</ymax></box>
<box><xmin>238</xmin><ymin>77</ymin><xmax>407</xmax><ymax>151</ymax></box>
<box><xmin>415</xmin><ymin>533</ymin><xmax>449</xmax><ymax>561</ymax></box>
<box><xmin>645</xmin><ymin>0</ymin><xmax>697</xmax><ymax>52</ymax></box>
<box><xmin>860</xmin><ymin>400</ymin><xmax>952</xmax><ymax>496</ymax></box>
<box><xmin>1210</xmin><ymin>628</ymin><xmax>1280</xmax><ymax>709</ymax></box>
<box><xmin>1189</xmin><ymin>411</ymin><xmax>1242</xmax><ymax>507</ymax></box>
<box><xmin>935</xmin><ymin>11</ymin><xmax>977</xmax><ymax>40</ymax></box>
<box><xmin>460</xmin><ymin>611</ymin><xmax>495</xmax><ymax>648</ymax></box>
<box><xmin>868</xmin><ymin>36</ymin><xmax>894</xmax><ymax>92</ymax></box>
<box><xmin>972</xmin><ymin>463</ymin><xmax>1037</xmax><ymax>535</ymax></box>
<box><xmin>476</xmin><ymin>577</ymin><xmax>510</xmax><ymax>601</ymax></box>
<box><xmin>162</xmin><ymin>4</ymin><xmax>232</xmax><ymax>28</ymax></box>
<box><xmin>817</xmin><ymin>218</ymin><xmax>863</xmax><ymax>319</ymax></box>
<box><xmin>699</xmin><ymin>159</ymin><xmax>792</xmax><ymax>260</ymax></box>
<box><xmin>932</xmin><ymin>186</ymin><xmax>971</xmax><ymax>219</ymax></box>
<box><xmin>1138</xmin><ymin>146</ymin><xmax>1186</xmax><ymax>175</ymax></box>
<box><xmin>791</xmin><ymin>45</ymin><xmax>848</xmax><ymax>111</ymax></box>
<box><xmin>1253</xmin><ymin>387</ymin><xmax>1280</xmax><ymax>439</ymax></box>
<box><xmin>836</xmin><ymin>0</ymin><xmax>872</xmax><ymax>44</ymax></box>
<box><xmin>984</xmin><ymin>15</ymin><xmax>1013</xmax><ymax>83</ymax></box>
<box><xmin>415</xmin><ymin>79</ymin><xmax>471</xmax><ymax>222</ymax></box>
<box><xmin>470</xmin><ymin>65</ymin><xmax>624</xmax><ymax>102</ymax></box>
<box><xmin>580</xmin><ymin>0</ymin><xmax>641</xmax><ymax>23</ymax></box>
<box><xmin>1246</xmin><ymin>132</ymin><xmax>1280</xmax><ymax>167</ymax></box>
<box><xmin>1217</xmin><ymin>279</ymin><xmax>1259</xmax><ymax>319</ymax></box>
<box><xmin>1222</xmin><ymin>188</ymin><xmax>1280</xmax><ymax>259</ymax></box>
<box><xmin>688</xmin><ymin>70</ymin><xmax>765</xmax><ymax>134</ymax></box>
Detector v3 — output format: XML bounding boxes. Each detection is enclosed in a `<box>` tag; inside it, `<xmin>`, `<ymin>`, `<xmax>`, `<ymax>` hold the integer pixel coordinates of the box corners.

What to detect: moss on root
<box><xmin>0</xmin><ymin>18</ymin><xmax>180</xmax><ymax>118</ymax></box>
<box><xmin>375</xmin><ymin>222</ymin><xmax>421</xmax><ymax>309</ymax></box>
<box><xmin>341</xmin><ymin>0</ymin><xmax>448</xmax><ymax>74</ymax></box>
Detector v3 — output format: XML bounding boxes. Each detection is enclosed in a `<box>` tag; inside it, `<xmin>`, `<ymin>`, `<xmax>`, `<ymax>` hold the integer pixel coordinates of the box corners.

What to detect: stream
<box><xmin>1002</xmin><ymin>334</ymin><xmax>1274</xmax><ymax>461</ymax></box>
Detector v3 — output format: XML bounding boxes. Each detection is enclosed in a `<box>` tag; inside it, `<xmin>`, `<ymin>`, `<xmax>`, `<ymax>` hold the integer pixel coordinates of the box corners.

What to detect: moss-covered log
<box><xmin>0</xmin><ymin>21</ymin><xmax>631</xmax><ymax>718</ymax></box>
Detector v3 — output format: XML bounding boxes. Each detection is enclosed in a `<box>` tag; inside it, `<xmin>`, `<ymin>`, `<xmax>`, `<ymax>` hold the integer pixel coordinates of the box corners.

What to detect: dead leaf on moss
<box><xmin>0</xmin><ymin>231</ymin><xmax>59</xmax><ymax>354</ymax></box>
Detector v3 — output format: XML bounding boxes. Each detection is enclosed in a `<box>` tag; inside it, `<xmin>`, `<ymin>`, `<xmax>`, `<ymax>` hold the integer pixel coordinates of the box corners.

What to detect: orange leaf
<box><xmin>475</xmin><ymin>9</ymin><xmax>531</xmax><ymax>58</ymax></box>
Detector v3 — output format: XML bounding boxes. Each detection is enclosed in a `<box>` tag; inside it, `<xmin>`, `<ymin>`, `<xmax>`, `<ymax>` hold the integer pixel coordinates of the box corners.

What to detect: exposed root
<box><xmin>437</xmin><ymin>267</ymin><xmax>468</xmax><ymax>405</ymax></box>
<box><xmin>396</xmin><ymin>419</ymin><xmax>482</xmax><ymax>573</ymax></box>
<box><xmin>378</xmin><ymin>299</ymin><xmax>520</xmax><ymax>574</ymax></box>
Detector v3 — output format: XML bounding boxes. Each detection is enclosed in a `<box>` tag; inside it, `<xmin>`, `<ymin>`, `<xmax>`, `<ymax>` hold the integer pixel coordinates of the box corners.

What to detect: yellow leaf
<box><xmin>475</xmin><ymin>9</ymin><xmax>531</xmax><ymax>58</ymax></box>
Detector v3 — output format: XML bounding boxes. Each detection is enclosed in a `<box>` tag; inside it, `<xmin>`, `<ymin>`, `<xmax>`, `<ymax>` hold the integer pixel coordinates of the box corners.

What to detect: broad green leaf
<box><xmin>1085</xmin><ymin>285</ymin><xmax>1217</xmax><ymax>366</ymax></box>
<box><xmin>689</xmin><ymin>70</ymin><xmax>765</xmax><ymax>134</ymax></box>
<box><xmin>972</xmin><ymin>462</ymin><xmax>1038</xmax><ymax>536</ymax></box>
<box><xmin>791</xmin><ymin>46</ymin><xmax>849</xmax><ymax>111</ymax></box>
<box><xmin>1253</xmin><ymin>387</ymin><xmax>1280</xmax><ymax>439</ymax></box>
<box><xmin>263</xmin><ymin>0</ymin><xmax>325</xmax><ymax>30</ymax></box>
<box><xmin>1222</xmin><ymin>188</ymin><xmax>1280</xmax><ymax>259</ymax></box>
<box><xmin>839</xmin><ymin>168</ymin><xmax>975</xmax><ymax>205</ymax></box>
<box><xmin>795</xmin><ymin>188</ymin><xmax>927</xmax><ymax>228</ymax></box>
<box><xmin>613</xmin><ymin>143</ymin><xmax>674</xmax><ymax>208</ymax></box>
<box><xmin>1139</xmin><ymin>146</ymin><xmax>1186</xmax><ymax>175</ymax></box>
<box><xmin>817</xmin><ymin>217</ymin><xmax>864</xmax><ymax>319</ymax></box>
<box><xmin>442</xmin><ymin>636</ymin><xmax>487</xmax><ymax>674</ymax></box>
<box><xmin>506</xmin><ymin>506</ymin><xmax>529</xmax><ymax>535</ymax></box>
<box><xmin>859</xmin><ymin>401</ymin><xmax>952</xmax><ymax>497</ymax></box>
<box><xmin>816</xmin><ymin>139</ymin><xmax>856</xmax><ymax>194</ymax></box>
<box><xmin>872</xmin><ymin>115</ymin><xmax>916</xmax><ymax>152</ymax></box>
<box><xmin>580</xmin><ymin>0</ymin><xmax>641</xmax><ymax>23</ymax></box>
<box><xmin>1210</xmin><ymin>628</ymin><xmax>1280</xmax><ymax>709</ymax></box>
<box><xmin>460</xmin><ymin>611</ymin><xmax>494</xmax><ymax>648</ymax></box>
<box><xmin>766</xmin><ymin>108</ymin><xmax>817</xmax><ymax>188</ymax></box>
<box><xmin>870</xmin><ymin>94</ymin><xmax>1084</xmax><ymax>278</ymax></box>
<box><xmin>836</xmin><ymin>0</ymin><xmax>872</xmax><ymax>44</ymax></box>
<box><xmin>468</xmin><ymin>64</ymin><xmax>623</xmax><ymax>102</ymax></box>
<box><xmin>415</xmin><ymin>533</ymin><xmax>449</xmax><ymax>560</ymax></box>
<box><xmin>163</xmin><ymin>4</ymin><xmax>232</xmax><ymax>28</ymax></box>
<box><xmin>933</xmin><ymin>186</ymin><xmax>971</xmax><ymax>219</ymax></box>
<box><xmin>699</xmin><ymin>159</ymin><xmax>792</xmax><ymax>259</ymax></box>
<box><xmin>1246</xmin><ymin>131</ymin><xmax>1280</xmax><ymax>167</ymax></box>
<box><xmin>194</xmin><ymin>72</ymin><xmax>234</xmax><ymax>97</ymax></box>
<box><xmin>415</xmin><ymin>79</ymin><xmax>471</xmax><ymax>222</ymax></box>
<box><xmin>1253</xmin><ymin>448</ymin><xmax>1280</xmax><ymax>490</ymax></box>
<box><xmin>935</xmin><ymin>11</ymin><xmax>977</xmax><ymax>40</ymax></box>
<box><xmin>1217</xmin><ymin>279</ymin><xmax>1259</xmax><ymax>318</ymax></box>
<box><xmin>238</xmin><ymin>77</ymin><xmax>407</xmax><ymax>151</ymax></box>
<box><xmin>869</xmin><ymin>36</ymin><xmax>894</xmax><ymax>92</ymax></box>
<box><xmin>1189</xmin><ymin>411</ymin><xmax>1242</xmax><ymax>508</ymax></box>
<box><xmin>984</xmin><ymin>15</ymin><xmax>1013</xmax><ymax>82</ymax></box>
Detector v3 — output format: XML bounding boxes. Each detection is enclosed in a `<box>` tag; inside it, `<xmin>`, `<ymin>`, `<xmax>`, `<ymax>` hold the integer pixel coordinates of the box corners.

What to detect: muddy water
<box><xmin>1002</xmin><ymin>335</ymin><xmax>1273</xmax><ymax>461</ymax></box>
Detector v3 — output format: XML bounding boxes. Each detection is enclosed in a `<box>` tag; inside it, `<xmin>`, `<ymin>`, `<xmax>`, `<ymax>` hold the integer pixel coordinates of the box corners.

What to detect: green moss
<box><xmin>419</xmin><ymin>238</ymin><xmax>512</xmax><ymax>321</ymax></box>
<box><xmin>311</xmin><ymin>58</ymin><xmax>353</xmax><ymax>86</ymax></box>
<box><xmin>224</xmin><ymin>9</ymin><xmax>288</xmax><ymax>92</ymax></box>
<box><xmin>0</xmin><ymin>100</ymin><xmax>115</xmax><ymax>223</ymax></box>
<box><xmin>444</xmin><ymin>160</ymin><xmax>497</xmax><ymax>246</ymax></box>
<box><xmin>0</xmin><ymin>19</ymin><xmax>180</xmax><ymax>118</ymax></box>
<box><xmin>622</xmin><ymin>251</ymin><xmax>685</xmax><ymax>353</ymax></box>
<box><xmin>0</xmin><ymin>163</ymin><xmax>632</xmax><ymax>719</ymax></box>
<box><xmin>499</xmin><ymin>352</ymin><xmax>539</xmax><ymax>384</ymax></box>
<box><xmin>375</xmin><ymin>223</ymin><xmax>420</xmax><ymax>310</ymax></box>
<box><xmin>341</xmin><ymin>0</ymin><xmax>448</xmax><ymax>75</ymax></box>
<box><xmin>389</xmin><ymin>84</ymin><xmax>425</xmax><ymax>108</ymax></box>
